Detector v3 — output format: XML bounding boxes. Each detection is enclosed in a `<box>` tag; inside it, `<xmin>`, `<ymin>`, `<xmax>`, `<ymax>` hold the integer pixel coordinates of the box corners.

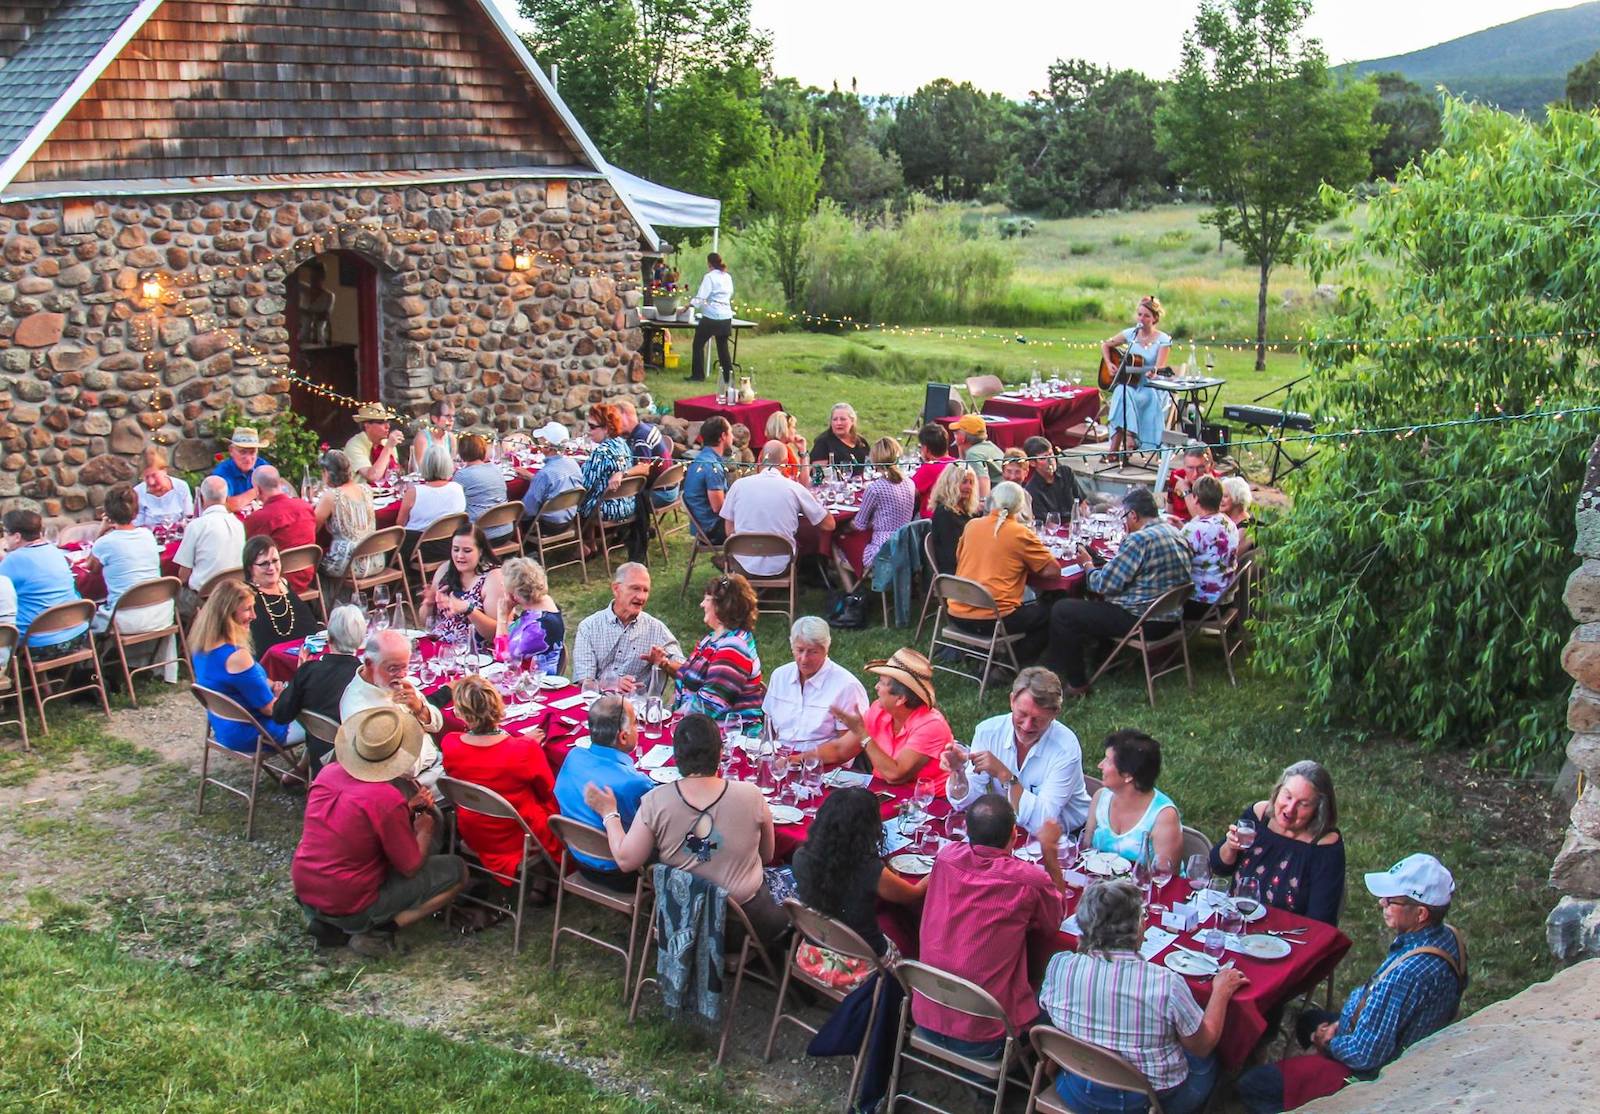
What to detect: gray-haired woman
<box><xmin>271</xmin><ymin>603</ymin><xmax>367</xmax><ymax>775</ymax></box>
<box><xmin>1210</xmin><ymin>760</ymin><xmax>1345</xmax><ymax>925</ymax></box>
<box><xmin>1039</xmin><ymin>879</ymin><xmax>1246</xmax><ymax>1114</ymax></box>
<box><xmin>314</xmin><ymin>448</ymin><xmax>380</xmax><ymax>578</ymax></box>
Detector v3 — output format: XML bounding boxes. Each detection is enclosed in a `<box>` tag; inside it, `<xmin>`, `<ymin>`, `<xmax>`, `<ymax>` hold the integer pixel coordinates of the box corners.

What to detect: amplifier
<box><xmin>1200</xmin><ymin>422</ymin><xmax>1231</xmax><ymax>458</ymax></box>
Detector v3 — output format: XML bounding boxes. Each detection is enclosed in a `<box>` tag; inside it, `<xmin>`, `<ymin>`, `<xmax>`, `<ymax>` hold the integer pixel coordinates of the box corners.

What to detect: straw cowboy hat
<box><xmin>229</xmin><ymin>426</ymin><xmax>261</xmax><ymax>448</ymax></box>
<box><xmin>353</xmin><ymin>402</ymin><xmax>395</xmax><ymax>424</ymax></box>
<box><xmin>334</xmin><ymin>705</ymin><xmax>424</xmax><ymax>783</ymax></box>
<box><xmin>866</xmin><ymin>648</ymin><xmax>938</xmax><ymax>708</ymax></box>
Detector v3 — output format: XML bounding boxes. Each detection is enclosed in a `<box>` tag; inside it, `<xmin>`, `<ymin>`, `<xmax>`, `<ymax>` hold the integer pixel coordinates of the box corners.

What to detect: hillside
<box><xmin>1341</xmin><ymin>2</ymin><xmax>1600</xmax><ymax>115</ymax></box>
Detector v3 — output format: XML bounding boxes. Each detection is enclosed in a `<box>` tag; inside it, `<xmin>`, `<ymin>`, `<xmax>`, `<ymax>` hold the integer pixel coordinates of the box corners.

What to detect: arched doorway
<box><xmin>286</xmin><ymin>250</ymin><xmax>381</xmax><ymax>446</ymax></box>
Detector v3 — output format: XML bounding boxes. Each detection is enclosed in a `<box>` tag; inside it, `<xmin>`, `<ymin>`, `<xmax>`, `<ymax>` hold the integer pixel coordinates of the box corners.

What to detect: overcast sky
<box><xmin>494</xmin><ymin>1</ymin><xmax>1569</xmax><ymax>99</ymax></box>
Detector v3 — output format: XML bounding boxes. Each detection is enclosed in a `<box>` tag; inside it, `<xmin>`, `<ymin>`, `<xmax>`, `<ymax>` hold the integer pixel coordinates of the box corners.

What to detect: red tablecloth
<box><xmin>983</xmin><ymin>387</ymin><xmax>1100</xmax><ymax>447</ymax></box>
<box><xmin>69</xmin><ymin>538</ymin><xmax>182</xmax><ymax>602</ymax></box>
<box><xmin>1053</xmin><ymin>879</ymin><xmax>1351</xmax><ymax>1071</ymax></box>
<box><xmin>673</xmin><ymin>394</ymin><xmax>784</xmax><ymax>434</ymax></box>
<box><xmin>936</xmin><ymin>413</ymin><xmax>1042</xmax><ymax>452</ymax></box>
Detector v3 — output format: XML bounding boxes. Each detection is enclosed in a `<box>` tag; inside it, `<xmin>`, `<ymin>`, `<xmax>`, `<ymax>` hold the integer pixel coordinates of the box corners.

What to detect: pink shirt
<box><xmin>863</xmin><ymin>702</ymin><xmax>953</xmax><ymax>788</ymax></box>
<box><xmin>913</xmin><ymin>842</ymin><xmax>1063</xmax><ymax>1041</ymax></box>
<box><xmin>912</xmin><ymin>456</ymin><xmax>955</xmax><ymax>518</ymax></box>
<box><xmin>291</xmin><ymin>764</ymin><xmax>422</xmax><ymax>916</ymax></box>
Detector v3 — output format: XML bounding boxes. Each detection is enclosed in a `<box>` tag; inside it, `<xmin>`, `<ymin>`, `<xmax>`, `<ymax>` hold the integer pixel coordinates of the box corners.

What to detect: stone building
<box><xmin>0</xmin><ymin>0</ymin><xmax>661</xmax><ymax>514</ymax></box>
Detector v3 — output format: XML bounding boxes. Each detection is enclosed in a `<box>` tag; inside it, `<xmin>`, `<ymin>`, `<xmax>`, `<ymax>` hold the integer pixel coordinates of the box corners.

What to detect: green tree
<box><xmin>889</xmin><ymin>79</ymin><xmax>1017</xmax><ymax>200</ymax></box>
<box><xmin>1370</xmin><ymin>72</ymin><xmax>1443</xmax><ymax>179</ymax></box>
<box><xmin>745</xmin><ymin>127</ymin><xmax>826</xmax><ymax>308</ymax></box>
<box><xmin>1008</xmin><ymin>59</ymin><xmax>1171</xmax><ymax>216</ymax></box>
<box><xmin>1567</xmin><ymin>49</ymin><xmax>1600</xmax><ymax>109</ymax></box>
<box><xmin>1156</xmin><ymin>0</ymin><xmax>1379</xmax><ymax>369</ymax></box>
<box><xmin>519</xmin><ymin>0</ymin><xmax>772</xmax><ymax>213</ymax></box>
<box><xmin>1258</xmin><ymin>99</ymin><xmax>1600</xmax><ymax>768</ymax></box>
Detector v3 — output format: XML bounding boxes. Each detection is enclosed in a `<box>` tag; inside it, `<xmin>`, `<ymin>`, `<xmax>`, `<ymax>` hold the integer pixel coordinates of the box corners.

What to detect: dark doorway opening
<box><xmin>286</xmin><ymin>250</ymin><xmax>380</xmax><ymax>448</ymax></box>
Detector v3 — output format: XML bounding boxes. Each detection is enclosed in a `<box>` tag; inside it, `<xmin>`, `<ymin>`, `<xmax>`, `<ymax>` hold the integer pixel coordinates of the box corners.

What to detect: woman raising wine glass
<box><xmin>1100</xmin><ymin>294</ymin><xmax>1172</xmax><ymax>463</ymax></box>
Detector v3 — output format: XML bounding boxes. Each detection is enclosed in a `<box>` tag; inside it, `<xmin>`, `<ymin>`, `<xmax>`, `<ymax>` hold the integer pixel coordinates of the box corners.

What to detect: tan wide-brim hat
<box><xmin>866</xmin><ymin>647</ymin><xmax>938</xmax><ymax>708</ymax></box>
<box><xmin>353</xmin><ymin>402</ymin><xmax>393</xmax><ymax>424</ymax></box>
<box><xmin>333</xmin><ymin>705</ymin><xmax>424</xmax><ymax>783</ymax></box>
<box><xmin>230</xmin><ymin>426</ymin><xmax>261</xmax><ymax>447</ymax></box>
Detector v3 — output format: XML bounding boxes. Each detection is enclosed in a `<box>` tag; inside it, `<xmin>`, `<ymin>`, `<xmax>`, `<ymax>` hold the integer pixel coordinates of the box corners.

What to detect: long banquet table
<box><xmin>982</xmin><ymin>385</ymin><xmax>1100</xmax><ymax>447</ymax></box>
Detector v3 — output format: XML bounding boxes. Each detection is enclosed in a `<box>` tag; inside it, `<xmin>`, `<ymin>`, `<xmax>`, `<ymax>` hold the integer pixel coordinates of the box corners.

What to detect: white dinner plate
<box><xmin>647</xmin><ymin>768</ymin><xmax>682</xmax><ymax>784</ymax></box>
<box><xmin>1081</xmin><ymin>850</ymin><xmax>1132</xmax><ymax>877</ymax></box>
<box><xmin>1162</xmin><ymin>949</ymin><xmax>1220</xmax><ymax>977</ymax></box>
<box><xmin>1014</xmin><ymin>842</ymin><xmax>1043</xmax><ymax>862</ymax></box>
<box><xmin>888</xmin><ymin>853</ymin><xmax>936</xmax><ymax>876</ymax></box>
<box><xmin>538</xmin><ymin>675</ymin><xmax>570</xmax><ymax>690</ymax></box>
<box><xmin>769</xmin><ymin>804</ymin><xmax>805</xmax><ymax>825</ymax></box>
<box><xmin>1228</xmin><ymin>934</ymin><xmax>1291</xmax><ymax>960</ymax></box>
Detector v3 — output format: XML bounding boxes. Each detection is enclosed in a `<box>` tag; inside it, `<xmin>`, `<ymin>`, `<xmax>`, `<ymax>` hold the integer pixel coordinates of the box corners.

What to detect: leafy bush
<box><xmin>1069</xmin><ymin>242</ymin><xmax>1095</xmax><ymax>256</ymax></box>
<box><xmin>204</xmin><ymin>402</ymin><xmax>324</xmax><ymax>488</ymax></box>
<box><xmin>1155</xmin><ymin>230</ymin><xmax>1191</xmax><ymax>250</ymax></box>
<box><xmin>1256</xmin><ymin>100</ymin><xmax>1600</xmax><ymax>770</ymax></box>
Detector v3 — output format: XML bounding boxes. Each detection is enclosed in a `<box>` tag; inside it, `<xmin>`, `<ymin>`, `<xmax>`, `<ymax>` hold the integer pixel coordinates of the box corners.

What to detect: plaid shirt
<box><xmin>1087</xmin><ymin>521</ymin><xmax>1192</xmax><ymax>619</ymax></box>
<box><xmin>572</xmin><ymin>606</ymin><xmax>682</xmax><ymax>694</ymax></box>
<box><xmin>1328</xmin><ymin>923</ymin><xmax>1465</xmax><ymax>1073</ymax></box>
<box><xmin>1039</xmin><ymin>950</ymin><xmax>1204</xmax><ymax>1091</ymax></box>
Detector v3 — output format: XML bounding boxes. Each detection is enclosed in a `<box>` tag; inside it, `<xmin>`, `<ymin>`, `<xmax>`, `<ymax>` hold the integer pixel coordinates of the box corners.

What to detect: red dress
<box><xmin>438</xmin><ymin>732</ymin><xmax>561</xmax><ymax>883</ymax></box>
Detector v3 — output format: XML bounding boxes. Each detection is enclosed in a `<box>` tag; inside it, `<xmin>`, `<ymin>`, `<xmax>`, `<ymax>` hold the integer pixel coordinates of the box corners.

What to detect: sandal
<box><xmin>455</xmin><ymin>905</ymin><xmax>509</xmax><ymax>934</ymax></box>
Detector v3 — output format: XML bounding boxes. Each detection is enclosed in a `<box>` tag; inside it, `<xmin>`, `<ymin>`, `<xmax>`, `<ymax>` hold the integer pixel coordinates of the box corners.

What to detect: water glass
<box><xmin>945</xmin><ymin>810</ymin><xmax>968</xmax><ymax>843</ymax></box>
<box><xmin>1221</xmin><ymin>906</ymin><xmax>1245</xmax><ymax>943</ymax></box>
<box><xmin>1235</xmin><ymin>818</ymin><xmax>1257</xmax><ymax>850</ymax></box>
<box><xmin>1150</xmin><ymin>853</ymin><xmax>1176</xmax><ymax>914</ymax></box>
<box><xmin>643</xmin><ymin>694</ymin><xmax>664</xmax><ymax>737</ymax></box>
<box><xmin>1201</xmin><ymin>928</ymin><xmax>1227</xmax><ymax>961</ymax></box>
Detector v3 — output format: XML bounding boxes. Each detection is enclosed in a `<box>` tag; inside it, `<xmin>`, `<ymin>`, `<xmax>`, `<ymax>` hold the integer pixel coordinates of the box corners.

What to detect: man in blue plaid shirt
<box><xmin>1045</xmin><ymin>486</ymin><xmax>1191</xmax><ymax>694</ymax></box>
<box><xmin>1236</xmin><ymin>854</ymin><xmax>1467</xmax><ymax>1112</ymax></box>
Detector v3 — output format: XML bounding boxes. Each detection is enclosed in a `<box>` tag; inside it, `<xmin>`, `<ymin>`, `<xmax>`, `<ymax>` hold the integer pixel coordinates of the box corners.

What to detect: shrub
<box><xmin>1069</xmin><ymin>242</ymin><xmax>1095</xmax><ymax>255</ymax></box>
<box><xmin>206</xmin><ymin>402</ymin><xmax>323</xmax><ymax>487</ymax></box>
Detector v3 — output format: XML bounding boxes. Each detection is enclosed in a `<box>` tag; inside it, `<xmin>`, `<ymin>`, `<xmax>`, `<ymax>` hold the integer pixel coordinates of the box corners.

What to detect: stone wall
<box><xmin>0</xmin><ymin>177</ymin><xmax>645</xmax><ymax>517</ymax></box>
<box><xmin>1550</xmin><ymin>435</ymin><xmax>1600</xmax><ymax>962</ymax></box>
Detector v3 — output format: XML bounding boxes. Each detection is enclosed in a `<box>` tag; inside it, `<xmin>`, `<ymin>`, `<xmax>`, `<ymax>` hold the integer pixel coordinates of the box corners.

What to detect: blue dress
<box><xmin>193</xmin><ymin>643</ymin><xmax>289</xmax><ymax>752</ymax></box>
<box><xmin>1090</xmin><ymin>786</ymin><xmax>1179</xmax><ymax>862</ymax></box>
<box><xmin>1107</xmin><ymin>327</ymin><xmax>1171</xmax><ymax>449</ymax></box>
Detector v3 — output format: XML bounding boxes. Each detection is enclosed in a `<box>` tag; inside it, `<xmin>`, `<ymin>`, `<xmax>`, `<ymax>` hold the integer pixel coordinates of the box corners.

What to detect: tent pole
<box><xmin>713</xmin><ymin>228</ymin><xmax>719</xmax><ymax>253</ymax></box>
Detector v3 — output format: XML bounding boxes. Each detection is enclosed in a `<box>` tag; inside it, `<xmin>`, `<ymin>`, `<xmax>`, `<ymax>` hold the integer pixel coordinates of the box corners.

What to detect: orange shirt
<box><xmin>951</xmin><ymin>513</ymin><xmax>1058</xmax><ymax>619</ymax></box>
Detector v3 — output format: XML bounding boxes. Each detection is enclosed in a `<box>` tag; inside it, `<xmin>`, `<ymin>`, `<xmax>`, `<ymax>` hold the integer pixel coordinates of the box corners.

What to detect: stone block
<box><xmin>1566</xmin><ymin>559</ymin><xmax>1600</xmax><ymax>621</ymax></box>
<box><xmin>14</xmin><ymin>311</ymin><xmax>64</xmax><ymax>347</ymax></box>
<box><xmin>1546</xmin><ymin>895</ymin><xmax>1600</xmax><ymax>965</ymax></box>
<box><xmin>14</xmin><ymin>377</ymin><xmax>47</xmax><ymax>403</ymax></box>
<box><xmin>1550</xmin><ymin>825</ymin><xmax>1600</xmax><ymax>899</ymax></box>
<box><xmin>187</xmin><ymin>331</ymin><xmax>231</xmax><ymax>360</ymax></box>
<box><xmin>1561</xmin><ymin>623</ymin><xmax>1600</xmax><ymax>690</ymax></box>
<box><xmin>110</xmin><ymin>418</ymin><xmax>145</xmax><ymax>455</ymax></box>
<box><xmin>79</xmin><ymin>413</ymin><xmax>112</xmax><ymax>437</ymax></box>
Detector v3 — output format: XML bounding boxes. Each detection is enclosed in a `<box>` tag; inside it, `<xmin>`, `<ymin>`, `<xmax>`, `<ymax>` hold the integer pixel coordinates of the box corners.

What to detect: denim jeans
<box><xmin>914</xmin><ymin>1025</ymin><xmax>1007</xmax><ymax>1062</ymax></box>
<box><xmin>1054</xmin><ymin>1049</ymin><xmax>1216</xmax><ymax>1114</ymax></box>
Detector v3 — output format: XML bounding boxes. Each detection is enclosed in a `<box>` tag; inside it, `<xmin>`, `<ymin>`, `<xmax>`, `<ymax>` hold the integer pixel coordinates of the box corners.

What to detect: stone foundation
<box><xmin>1550</xmin><ymin>436</ymin><xmax>1600</xmax><ymax>963</ymax></box>
<box><xmin>0</xmin><ymin>177</ymin><xmax>646</xmax><ymax>516</ymax></box>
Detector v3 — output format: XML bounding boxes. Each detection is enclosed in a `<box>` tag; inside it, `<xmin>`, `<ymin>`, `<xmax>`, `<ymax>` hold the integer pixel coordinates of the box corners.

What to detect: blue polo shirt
<box><xmin>552</xmin><ymin>744</ymin><xmax>653</xmax><ymax>871</ymax></box>
<box><xmin>0</xmin><ymin>542</ymin><xmax>88</xmax><ymax>646</ymax></box>
<box><xmin>683</xmin><ymin>445</ymin><xmax>727</xmax><ymax>538</ymax></box>
<box><xmin>210</xmin><ymin>454</ymin><xmax>270</xmax><ymax>497</ymax></box>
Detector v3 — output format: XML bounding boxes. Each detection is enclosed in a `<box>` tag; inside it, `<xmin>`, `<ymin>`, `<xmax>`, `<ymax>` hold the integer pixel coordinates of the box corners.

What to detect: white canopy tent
<box><xmin>603</xmin><ymin>160</ymin><xmax>722</xmax><ymax>251</ymax></box>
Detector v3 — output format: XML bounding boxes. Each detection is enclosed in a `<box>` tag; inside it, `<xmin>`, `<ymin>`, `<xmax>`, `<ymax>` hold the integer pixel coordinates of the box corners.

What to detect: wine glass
<box><xmin>770</xmin><ymin>748</ymin><xmax>791</xmax><ymax>803</ymax></box>
<box><xmin>1044</xmin><ymin>512</ymin><xmax>1061</xmax><ymax>537</ymax></box>
<box><xmin>1149</xmin><ymin>853</ymin><xmax>1176</xmax><ymax>915</ymax></box>
<box><xmin>800</xmin><ymin>748</ymin><xmax>822</xmax><ymax>804</ymax></box>
<box><xmin>1185</xmin><ymin>853</ymin><xmax>1211</xmax><ymax>892</ymax></box>
<box><xmin>912</xmin><ymin>776</ymin><xmax>936</xmax><ymax>822</ymax></box>
<box><xmin>1221</xmin><ymin>905</ymin><xmax>1245</xmax><ymax>946</ymax></box>
<box><xmin>945</xmin><ymin>809</ymin><xmax>967</xmax><ymax>843</ymax></box>
<box><xmin>1234</xmin><ymin>877</ymin><xmax>1263</xmax><ymax>933</ymax></box>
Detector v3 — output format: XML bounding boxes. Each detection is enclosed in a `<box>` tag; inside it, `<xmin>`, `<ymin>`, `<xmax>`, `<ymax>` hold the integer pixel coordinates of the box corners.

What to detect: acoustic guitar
<box><xmin>1097</xmin><ymin>345</ymin><xmax>1146</xmax><ymax>391</ymax></box>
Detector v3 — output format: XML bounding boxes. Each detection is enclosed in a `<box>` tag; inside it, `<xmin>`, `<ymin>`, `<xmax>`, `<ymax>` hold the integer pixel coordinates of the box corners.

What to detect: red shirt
<box><xmin>912</xmin><ymin>841</ymin><xmax>1063</xmax><ymax>1041</ymax></box>
<box><xmin>912</xmin><ymin>456</ymin><xmax>955</xmax><ymax>518</ymax></box>
<box><xmin>1165</xmin><ymin>466</ymin><xmax>1215</xmax><ymax>524</ymax></box>
<box><xmin>438</xmin><ymin>731</ymin><xmax>561</xmax><ymax>880</ymax></box>
<box><xmin>245</xmin><ymin>493</ymin><xmax>317</xmax><ymax>592</ymax></box>
<box><xmin>291</xmin><ymin>764</ymin><xmax>423</xmax><ymax>916</ymax></box>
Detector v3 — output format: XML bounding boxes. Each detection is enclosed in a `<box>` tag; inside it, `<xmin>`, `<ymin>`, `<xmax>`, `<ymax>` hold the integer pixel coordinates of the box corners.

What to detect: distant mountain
<box><xmin>1340</xmin><ymin>2</ymin><xmax>1600</xmax><ymax>116</ymax></box>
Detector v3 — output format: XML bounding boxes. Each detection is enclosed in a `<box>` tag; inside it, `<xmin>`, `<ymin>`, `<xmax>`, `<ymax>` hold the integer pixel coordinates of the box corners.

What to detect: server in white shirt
<box><xmin>688</xmin><ymin>252</ymin><xmax>734</xmax><ymax>384</ymax></box>
<box><xmin>762</xmin><ymin>616</ymin><xmax>869</xmax><ymax>748</ymax></box>
<box><xmin>943</xmin><ymin>665</ymin><xmax>1092</xmax><ymax>842</ymax></box>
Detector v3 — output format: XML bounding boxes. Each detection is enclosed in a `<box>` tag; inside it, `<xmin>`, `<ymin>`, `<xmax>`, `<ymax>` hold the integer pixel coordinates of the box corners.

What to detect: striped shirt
<box><xmin>674</xmin><ymin>628</ymin><xmax>765</xmax><ymax>719</ymax></box>
<box><xmin>1328</xmin><ymin>923</ymin><xmax>1465</xmax><ymax>1073</ymax></box>
<box><xmin>1087</xmin><ymin>520</ymin><xmax>1192</xmax><ymax>619</ymax></box>
<box><xmin>572</xmin><ymin>606</ymin><xmax>683</xmax><ymax>693</ymax></box>
<box><xmin>1038</xmin><ymin>950</ymin><xmax>1204</xmax><ymax>1091</ymax></box>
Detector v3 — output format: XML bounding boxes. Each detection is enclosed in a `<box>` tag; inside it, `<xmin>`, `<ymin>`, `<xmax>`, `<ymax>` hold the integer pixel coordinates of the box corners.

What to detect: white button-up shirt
<box><xmin>339</xmin><ymin>669</ymin><xmax>444</xmax><ymax>787</ymax></box>
<box><xmin>948</xmin><ymin>713</ymin><xmax>1091</xmax><ymax>835</ymax></box>
<box><xmin>761</xmin><ymin>657</ymin><xmax>869</xmax><ymax>746</ymax></box>
<box><xmin>173</xmin><ymin>503</ymin><xmax>245</xmax><ymax>591</ymax></box>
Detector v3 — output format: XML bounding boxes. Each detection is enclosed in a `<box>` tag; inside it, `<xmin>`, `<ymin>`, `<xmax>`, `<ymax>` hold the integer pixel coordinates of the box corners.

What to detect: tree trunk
<box><xmin>1255</xmin><ymin>255</ymin><xmax>1271</xmax><ymax>372</ymax></box>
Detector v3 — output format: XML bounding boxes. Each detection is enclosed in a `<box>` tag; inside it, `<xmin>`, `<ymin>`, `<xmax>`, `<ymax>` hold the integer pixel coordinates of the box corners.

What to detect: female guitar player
<box><xmin>1099</xmin><ymin>295</ymin><xmax>1172</xmax><ymax>463</ymax></box>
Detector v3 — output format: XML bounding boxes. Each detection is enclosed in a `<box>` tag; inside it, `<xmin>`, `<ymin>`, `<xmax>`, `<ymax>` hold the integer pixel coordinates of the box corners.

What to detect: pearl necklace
<box><xmin>256</xmin><ymin>585</ymin><xmax>295</xmax><ymax>638</ymax></box>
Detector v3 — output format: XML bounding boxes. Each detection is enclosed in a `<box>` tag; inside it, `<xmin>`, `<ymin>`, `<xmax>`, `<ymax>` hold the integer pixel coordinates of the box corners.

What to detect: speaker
<box><xmin>922</xmin><ymin>383</ymin><xmax>954</xmax><ymax>426</ymax></box>
<box><xmin>1200</xmin><ymin>422</ymin><xmax>1231</xmax><ymax>459</ymax></box>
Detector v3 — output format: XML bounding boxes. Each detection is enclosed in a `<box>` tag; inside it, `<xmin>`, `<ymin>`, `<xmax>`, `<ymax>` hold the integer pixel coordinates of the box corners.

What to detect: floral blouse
<box><xmin>1181</xmin><ymin>512</ymin><xmax>1239</xmax><ymax>604</ymax></box>
<box><xmin>581</xmin><ymin>436</ymin><xmax>637</xmax><ymax>521</ymax></box>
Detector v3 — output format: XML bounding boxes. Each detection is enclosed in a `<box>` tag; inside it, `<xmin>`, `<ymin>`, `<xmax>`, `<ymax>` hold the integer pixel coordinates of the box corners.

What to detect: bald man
<box><xmin>244</xmin><ymin>465</ymin><xmax>317</xmax><ymax>593</ymax></box>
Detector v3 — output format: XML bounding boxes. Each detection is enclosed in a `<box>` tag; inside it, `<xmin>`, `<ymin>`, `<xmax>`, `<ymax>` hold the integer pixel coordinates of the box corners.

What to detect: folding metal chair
<box><xmin>1023</xmin><ymin>1024</ymin><xmax>1164</xmax><ymax>1114</ymax></box>
<box><xmin>20</xmin><ymin>600</ymin><xmax>110</xmax><ymax>733</ymax></box>
<box><xmin>189</xmin><ymin>684</ymin><xmax>304</xmax><ymax>840</ymax></box>
<box><xmin>277</xmin><ymin>543</ymin><xmax>327</xmax><ymax>622</ymax></box>
<box><xmin>298</xmin><ymin>709</ymin><xmax>340</xmax><ymax>777</ymax></box>
<box><xmin>1182</xmin><ymin>557</ymin><xmax>1254</xmax><ymax>686</ymax></box>
<box><xmin>914</xmin><ymin>532</ymin><xmax>940</xmax><ymax>642</ymax></box>
<box><xmin>629</xmin><ymin>867</ymin><xmax>785</xmax><ymax>1067</ymax></box>
<box><xmin>335</xmin><ymin>526</ymin><xmax>415</xmax><ymax>620</ymax></box>
<box><xmin>411</xmin><ymin>511</ymin><xmax>468</xmax><ymax>591</ymax></box>
<box><xmin>648</xmin><ymin>461</ymin><xmax>689</xmax><ymax>560</ymax></box>
<box><xmin>529</xmin><ymin>488</ymin><xmax>588</xmax><ymax>585</ymax></box>
<box><xmin>925</xmin><ymin>575</ymin><xmax>1025</xmax><ymax>700</ymax></box>
<box><xmin>679</xmin><ymin>515</ymin><xmax>723</xmax><ymax>601</ymax></box>
<box><xmin>764</xmin><ymin>899</ymin><xmax>892</xmax><ymax>1111</ymax></box>
<box><xmin>105</xmin><ymin>575</ymin><xmax>189</xmax><ymax>706</ymax></box>
<box><xmin>0</xmin><ymin>625</ymin><xmax>29</xmax><ymax>751</ymax></box>
<box><xmin>589</xmin><ymin>474</ymin><xmax>648</xmax><ymax>578</ymax></box>
<box><xmin>476</xmin><ymin>500</ymin><xmax>525</xmax><ymax>561</ymax></box>
<box><xmin>1084</xmin><ymin>583</ymin><xmax>1193</xmax><ymax>706</ymax></box>
<box><xmin>723</xmin><ymin>532</ymin><xmax>798</xmax><ymax>626</ymax></box>
<box><xmin>1180</xmin><ymin>824</ymin><xmax>1212</xmax><ymax>866</ymax></box>
<box><xmin>434</xmin><ymin>775</ymin><xmax>557</xmax><ymax>956</ymax></box>
<box><xmin>886</xmin><ymin>959</ymin><xmax>1029</xmax><ymax>1114</ymax></box>
<box><xmin>548</xmin><ymin>815</ymin><xmax>650</xmax><ymax>996</ymax></box>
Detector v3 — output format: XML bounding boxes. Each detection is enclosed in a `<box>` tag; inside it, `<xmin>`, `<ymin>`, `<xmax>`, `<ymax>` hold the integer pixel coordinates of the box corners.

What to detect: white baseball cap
<box><xmin>1364</xmin><ymin>853</ymin><xmax>1455</xmax><ymax>907</ymax></box>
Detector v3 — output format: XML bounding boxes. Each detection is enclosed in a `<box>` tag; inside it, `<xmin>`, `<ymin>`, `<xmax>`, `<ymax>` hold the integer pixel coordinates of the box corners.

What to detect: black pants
<box><xmin>952</xmin><ymin>599</ymin><xmax>1051</xmax><ymax>666</ymax></box>
<box><xmin>1046</xmin><ymin>598</ymin><xmax>1174</xmax><ymax>687</ymax></box>
<box><xmin>690</xmin><ymin>316</ymin><xmax>732</xmax><ymax>381</ymax></box>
